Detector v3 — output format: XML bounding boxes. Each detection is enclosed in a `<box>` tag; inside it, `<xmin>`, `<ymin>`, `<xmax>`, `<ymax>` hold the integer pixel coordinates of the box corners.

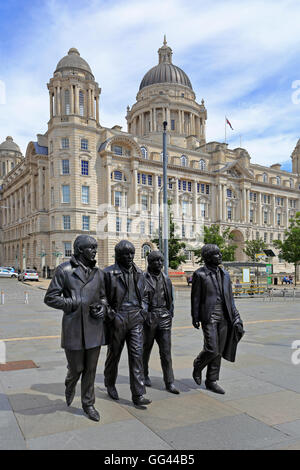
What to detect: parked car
<box><xmin>0</xmin><ymin>268</ymin><xmax>17</xmax><ymax>278</ymax></box>
<box><xmin>18</xmin><ymin>270</ymin><xmax>39</xmax><ymax>282</ymax></box>
<box><xmin>3</xmin><ymin>267</ymin><xmax>15</xmax><ymax>273</ymax></box>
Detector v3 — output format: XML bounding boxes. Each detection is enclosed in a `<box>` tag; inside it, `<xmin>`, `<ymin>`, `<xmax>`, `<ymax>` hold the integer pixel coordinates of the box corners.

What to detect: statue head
<box><xmin>73</xmin><ymin>235</ymin><xmax>98</xmax><ymax>265</ymax></box>
<box><xmin>201</xmin><ymin>244</ymin><xmax>222</xmax><ymax>267</ymax></box>
<box><xmin>147</xmin><ymin>250</ymin><xmax>164</xmax><ymax>275</ymax></box>
<box><xmin>115</xmin><ymin>240</ymin><xmax>135</xmax><ymax>270</ymax></box>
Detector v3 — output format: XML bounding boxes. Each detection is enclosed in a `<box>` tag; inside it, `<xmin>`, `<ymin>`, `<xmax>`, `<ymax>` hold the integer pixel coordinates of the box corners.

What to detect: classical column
<box><xmin>218</xmin><ymin>183</ymin><xmax>222</xmax><ymax>221</ymax></box>
<box><xmin>38</xmin><ymin>167</ymin><xmax>44</xmax><ymax>211</ymax></box>
<box><xmin>192</xmin><ymin>181</ymin><xmax>197</xmax><ymax>219</ymax></box>
<box><xmin>70</xmin><ymin>85</ymin><xmax>74</xmax><ymax>114</ymax></box>
<box><xmin>272</xmin><ymin>195</ymin><xmax>276</xmax><ymax>226</ymax></box>
<box><xmin>285</xmin><ymin>197</ymin><xmax>289</xmax><ymax>228</ymax></box>
<box><xmin>153</xmin><ymin>108</ymin><xmax>157</xmax><ymax>132</ymax></box>
<box><xmin>245</xmin><ymin>189</ymin><xmax>249</xmax><ymax>223</ymax></box>
<box><xmin>242</xmin><ymin>188</ymin><xmax>247</xmax><ymax>223</ymax></box>
<box><xmin>141</xmin><ymin>112</ymin><xmax>144</xmax><ymax>136</ymax></box>
<box><xmin>86</xmin><ymin>88</ymin><xmax>89</xmax><ymax>119</ymax></box>
<box><xmin>74</xmin><ymin>85</ymin><xmax>79</xmax><ymax>114</ymax></box>
<box><xmin>257</xmin><ymin>193</ymin><xmax>262</xmax><ymax>226</ymax></box>
<box><xmin>222</xmin><ymin>185</ymin><xmax>226</xmax><ymax>221</ymax></box>
<box><xmin>153</xmin><ymin>174</ymin><xmax>158</xmax><ymax>217</ymax></box>
<box><xmin>166</xmin><ymin>108</ymin><xmax>170</xmax><ymax>127</ymax></box>
<box><xmin>57</xmin><ymin>87</ymin><xmax>61</xmax><ymax>116</ymax></box>
<box><xmin>149</xmin><ymin>109</ymin><xmax>153</xmax><ymax>132</ymax></box>
<box><xmin>96</xmin><ymin>95</ymin><xmax>99</xmax><ymax>123</ymax></box>
<box><xmin>31</xmin><ymin>174</ymin><xmax>35</xmax><ymax>212</ymax></box>
<box><xmin>49</xmin><ymin>92</ymin><xmax>53</xmax><ymax>118</ymax></box>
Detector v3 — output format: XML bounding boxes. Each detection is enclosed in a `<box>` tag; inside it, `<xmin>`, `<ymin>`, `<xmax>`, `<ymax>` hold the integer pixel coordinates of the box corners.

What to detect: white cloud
<box><xmin>1</xmin><ymin>0</ymin><xmax>300</xmax><ymax>167</ymax></box>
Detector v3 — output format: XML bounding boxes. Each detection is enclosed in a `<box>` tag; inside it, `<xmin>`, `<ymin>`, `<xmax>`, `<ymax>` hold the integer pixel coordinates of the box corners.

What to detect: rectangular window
<box><xmin>63</xmin><ymin>215</ymin><xmax>71</xmax><ymax>230</ymax></box>
<box><xmin>188</xmin><ymin>182</ymin><xmax>192</xmax><ymax>192</ymax></box>
<box><xmin>264</xmin><ymin>211</ymin><xmax>268</xmax><ymax>224</ymax></box>
<box><xmin>171</xmin><ymin>119</ymin><xmax>175</xmax><ymax>130</ymax></box>
<box><xmin>149</xmin><ymin>221</ymin><xmax>153</xmax><ymax>235</ymax></box>
<box><xmin>250</xmin><ymin>209</ymin><xmax>254</xmax><ymax>223</ymax></box>
<box><xmin>81</xmin><ymin>160</ymin><xmax>89</xmax><ymax>176</ymax></box>
<box><xmin>182</xmin><ymin>181</ymin><xmax>187</xmax><ymax>191</ymax></box>
<box><xmin>127</xmin><ymin>218</ymin><xmax>132</xmax><ymax>233</ymax></box>
<box><xmin>148</xmin><ymin>175</ymin><xmax>153</xmax><ymax>186</ymax></box>
<box><xmin>227</xmin><ymin>189</ymin><xmax>232</xmax><ymax>198</ymax></box>
<box><xmin>51</xmin><ymin>187</ymin><xmax>54</xmax><ymax>206</ymax></box>
<box><xmin>82</xmin><ymin>215</ymin><xmax>90</xmax><ymax>231</ymax></box>
<box><xmin>115</xmin><ymin>191</ymin><xmax>122</xmax><ymax>207</ymax></box>
<box><xmin>64</xmin><ymin>242</ymin><xmax>72</xmax><ymax>257</ymax></box>
<box><xmin>141</xmin><ymin>195</ymin><xmax>148</xmax><ymax>211</ymax></box>
<box><xmin>142</xmin><ymin>174</ymin><xmax>147</xmax><ymax>185</ymax></box>
<box><xmin>277</xmin><ymin>213</ymin><xmax>281</xmax><ymax>226</ymax></box>
<box><xmin>178</xmin><ymin>180</ymin><xmax>181</xmax><ymax>190</ymax></box>
<box><xmin>82</xmin><ymin>186</ymin><xmax>90</xmax><ymax>204</ymax></box>
<box><xmin>182</xmin><ymin>224</ymin><xmax>185</xmax><ymax>238</ymax></box>
<box><xmin>140</xmin><ymin>221</ymin><xmax>145</xmax><ymax>234</ymax></box>
<box><xmin>61</xmin><ymin>138</ymin><xmax>69</xmax><ymax>149</ymax></box>
<box><xmin>227</xmin><ymin>207</ymin><xmax>232</xmax><ymax>220</ymax></box>
<box><xmin>62</xmin><ymin>185</ymin><xmax>70</xmax><ymax>203</ymax></box>
<box><xmin>116</xmin><ymin>216</ymin><xmax>121</xmax><ymax>233</ymax></box>
<box><xmin>206</xmin><ymin>185</ymin><xmax>210</xmax><ymax>195</ymax></box>
<box><xmin>113</xmin><ymin>145</ymin><xmax>122</xmax><ymax>156</ymax></box>
<box><xmin>200</xmin><ymin>203</ymin><xmax>206</xmax><ymax>218</ymax></box>
<box><xmin>264</xmin><ymin>232</ymin><xmax>268</xmax><ymax>243</ymax></box>
<box><xmin>81</xmin><ymin>139</ymin><xmax>88</xmax><ymax>150</ymax></box>
<box><xmin>158</xmin><ymin>176</ymin><xmax>162</xmax><ymax>187</ymax></box>
<box><xmin>114</xmin><ymin>171</ymin><xmax>122</xmax><ymax>181</ymax></box>
<box><xmin>62</xmin><ymin>159</ymin><xmax>70</xmax><ymax>175</ymax></box>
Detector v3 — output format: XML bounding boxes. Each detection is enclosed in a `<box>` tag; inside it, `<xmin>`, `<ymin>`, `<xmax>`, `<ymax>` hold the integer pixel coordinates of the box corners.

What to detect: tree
<box><xmin>243</xmin><ymin>239</ymin><xmax>267</xmax><ymax>262</ymax></box>
<box><xmin>273</xmin><ymin>211</ymin><xmax>300</xmax><ymax>286</ymax></box>
<box><xmin>193</xmin><ymin>224</ymin><xmax>237</xmax><ymax>263</ymax></box>
<box><xmin>151</xmin><ymin>200</ymin><xmax>187</xmax><ymax>269</ymax></box>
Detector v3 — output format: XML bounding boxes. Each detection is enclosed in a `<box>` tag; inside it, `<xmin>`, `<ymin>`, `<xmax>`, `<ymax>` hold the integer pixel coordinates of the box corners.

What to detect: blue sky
<box><xmin>1</xmin><ymin>0</ymin><xmax>300</xmax><ymax>170</ymax></box>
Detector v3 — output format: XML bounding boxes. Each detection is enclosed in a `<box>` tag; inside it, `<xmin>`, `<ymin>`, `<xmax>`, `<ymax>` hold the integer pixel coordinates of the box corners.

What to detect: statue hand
<box><xmin>193</xmin><ymin>320</ymin><xmax>200</xmax><ymax>329</ymax></box>
<box><xmin>90</xmin><ymin>303</ymin><xmax>105</xmax><ymax>320</ymax></box>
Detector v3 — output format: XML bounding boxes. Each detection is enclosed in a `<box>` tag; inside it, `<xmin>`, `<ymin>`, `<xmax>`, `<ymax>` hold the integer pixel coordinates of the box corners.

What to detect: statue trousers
<box><xmin>104</xmin><ymin>309</ymin><xmax>146</xmax><ymax>398</ymax></box>
<box><xmin>65</xmin><ymin>346</ymin><xmax>101</xmax><ymax>407</ymax></box>
<box><xmin>143</xmin><ymin>308</ymin><xmax>174</xmax><ymax>385</ymax></box>
<box><xmin>194</xmin><ymin>308</ymin><xmax>228</xmax><ymax>382</ymax></box>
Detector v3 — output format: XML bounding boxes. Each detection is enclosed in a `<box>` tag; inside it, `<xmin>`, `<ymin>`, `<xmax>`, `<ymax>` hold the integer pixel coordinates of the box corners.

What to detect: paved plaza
<box><xmin>0</xmin><ymin>278</ymin><xmax>300</xmax><ymax>450</ymax></box>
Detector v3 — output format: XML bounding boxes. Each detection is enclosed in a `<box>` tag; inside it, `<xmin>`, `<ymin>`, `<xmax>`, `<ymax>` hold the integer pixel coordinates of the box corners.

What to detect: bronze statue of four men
<box><xmin>44</xmin><ymin>236</ymin><xmax>244</xmax><ymax>421</ymax></box>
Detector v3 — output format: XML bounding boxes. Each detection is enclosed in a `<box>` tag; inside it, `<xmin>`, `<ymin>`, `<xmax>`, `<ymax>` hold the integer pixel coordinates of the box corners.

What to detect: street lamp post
<box><xmin>162</xmin><ymin>121</ymin><xmax>168</xmax><ymax>274</ymax></box>
<box><xmin>158</xmin><ymin>177</ymin><xmax>176</xmax><ymax>256</ymax></box>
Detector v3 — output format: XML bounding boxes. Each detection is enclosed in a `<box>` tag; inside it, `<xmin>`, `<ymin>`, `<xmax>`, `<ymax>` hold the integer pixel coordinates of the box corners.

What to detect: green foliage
<box><xmin>193</xmin><ymin>224</ymin><xmax>237</xmax><ymax>263</ymax></box>
<box><xmin>243</xmin><ymin>239</ymin><xmax>267</xmax><ymax>262</ymax></box>
<box><xmin>151</xmin><ymin>200</ymin><xmax>187</xmax><ymax>270</ymax></box>
<box><xmin>273</xmin><ymin>212</ymin><xmax>300</xmax><ymax>285</ymax></box>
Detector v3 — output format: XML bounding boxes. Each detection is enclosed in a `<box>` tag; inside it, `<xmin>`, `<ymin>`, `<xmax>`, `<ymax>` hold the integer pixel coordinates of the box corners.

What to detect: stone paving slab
<box><xmin>154</xmin><ymin>413</ymin><xmax>291</xmax><ymax>450</ymax></box>
<box><xmin>121</xmin><ymin>392</ymin><xmax>241</xmax><ymax>432</ymax></box>
<box><xmin>27</xmin><ymin>418</ymin><xmax>173</xmax><ymax>450</ymax></box>
<box><xmin>13</xmin><ymin>394</ymin><xmax>134</xmax><ymax>440</ymax></box>
<box><xmin>274</xmin><ymin>419</ymin><xmax>300</xmax><ymax>438</ymax></box>
<box><xmin>226</xmin><ymin>391</ymin><xmax>300</xmax><ymax>426</ymax></box>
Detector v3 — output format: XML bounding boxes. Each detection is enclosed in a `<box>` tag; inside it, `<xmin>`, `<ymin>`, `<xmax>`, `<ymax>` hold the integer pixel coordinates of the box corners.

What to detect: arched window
<box><xmin>141</xmin><ymin>147</ymin><xmax>148</xmax><ymax>159</ymax></box>
<box><xmin>276</xmin><ymin>176</ymin><xmax>281</xmax><ymax>185</ymax></box>
<box><xmin>199</xmin><ymin>159</ymin><xmax>206</xmax><ymax>170</ymax></box>
<box><xmin>263</xmin><ymin>173</ymin><xmax>268</xmax><ymax>183</ymax></box>
<box><xmin>142</xmin><ymin>244</ymin><xmax>151</xmax><ymax>259</ymax></box>
<box><xmin>181</xmin><ymin>155</ymin><xmax>187</xmax><ymax>167</ymax></box>
<box><xmin>65</xmin><ymin>89</ymin><xmax>70</xmax><ymax>115</ymax></box>
<box><xmin>111</xmin><ymin>170</ymin><xmax>123</xmax><ymax>181</ymax></box>
<box><xmin>79</xmin><ymin>91</ymin><xmax>84</xmax><ymax>116</ymax></box>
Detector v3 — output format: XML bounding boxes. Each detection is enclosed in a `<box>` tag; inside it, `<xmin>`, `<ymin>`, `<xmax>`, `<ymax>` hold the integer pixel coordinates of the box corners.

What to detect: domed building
<box><xmin>0</xmin><ymin>136</ymin><xmax>23</xmax><ymax>186</ymax></box>
<box><xmin>0</xmin><ymin>39</ymin><xmax>299</xmax><ymax>280</ymax></box>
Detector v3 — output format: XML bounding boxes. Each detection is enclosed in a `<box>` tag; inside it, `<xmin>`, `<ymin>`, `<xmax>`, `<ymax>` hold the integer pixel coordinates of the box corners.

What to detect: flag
<box><xmin>226</xmin><ymin>117</ymin><xmax>233</xmax><ymax>130</ymax></box>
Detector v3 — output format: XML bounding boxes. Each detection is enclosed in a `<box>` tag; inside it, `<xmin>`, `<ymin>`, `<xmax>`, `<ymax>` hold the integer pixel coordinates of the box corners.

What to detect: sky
<box><xmin>1</xmin><ymin>0</ymin><xmax>300</xmax><ymax>171</ymax></box>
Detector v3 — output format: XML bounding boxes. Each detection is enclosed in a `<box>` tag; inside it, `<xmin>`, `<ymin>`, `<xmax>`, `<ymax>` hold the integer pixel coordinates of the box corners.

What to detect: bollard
<box><xmin>24</xmin><ymin>291</ymin><xmax>29</xmax><ymax>304</ymax></box>
<box><xmin>0</xmin><ymin>291</ymin><xmax>4</xmax><ymax>305</ymax></box>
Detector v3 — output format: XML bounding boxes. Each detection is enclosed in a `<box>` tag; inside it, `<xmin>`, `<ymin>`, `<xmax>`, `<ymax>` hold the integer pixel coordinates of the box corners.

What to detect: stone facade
<box><xmin>0</xmin><ymin>41</ymin><xmax>299</xmax><ymax>274</ymax></box>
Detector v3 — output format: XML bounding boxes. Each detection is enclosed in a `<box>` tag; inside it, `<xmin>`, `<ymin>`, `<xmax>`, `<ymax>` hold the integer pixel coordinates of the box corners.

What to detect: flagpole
<box><xmin>224</xmin><ymin>116</ymin><xmax>227</xmax><ymax>144</ymax></box>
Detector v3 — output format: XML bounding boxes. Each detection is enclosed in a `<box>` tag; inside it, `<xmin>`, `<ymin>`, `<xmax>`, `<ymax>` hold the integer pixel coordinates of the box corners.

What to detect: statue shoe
<box><xmin>192</xmin><ymin>367</ymin><xmax>202</xmax><ymax>386</ymax></box>
<box><xmin>205</xmin><ymin>380</ymin><xmax>225</xmax><ymax>394</ymax></box>
<box><xmin>83</xmin><ymin>405</ymin><xmax>100</xmax><ymax>422</ymax></box>
<box><xmin>65</xmin><ymin>385</ymin><xmax>76</xmax><ymax>406</ymax></box>
<box><xmin>132</xmin><ymin>395</ymin><xmax>152</xmax><ymax>406</ymax></box>
<box><xmin>166</xmin><ymin>383</ymin><xmax>180</xmax><ymax>394</ymax></box>
<box><xmin>144</xmin><ymin>376</ymin><xmax>152</xmax><ymax>387</ymax></box>
<box><xmin>107</xmin><ymin>385</ymin><xmax>119</xmax><ymax>400</ymax></box>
